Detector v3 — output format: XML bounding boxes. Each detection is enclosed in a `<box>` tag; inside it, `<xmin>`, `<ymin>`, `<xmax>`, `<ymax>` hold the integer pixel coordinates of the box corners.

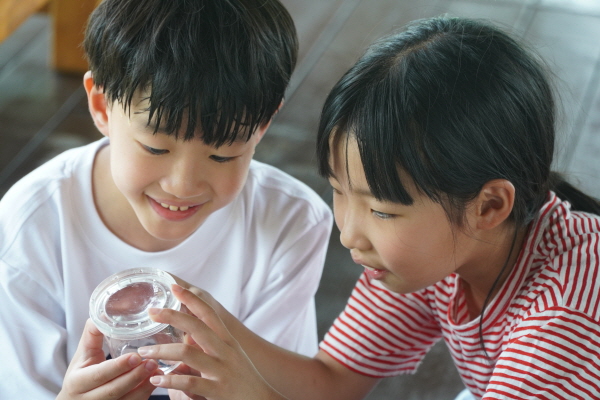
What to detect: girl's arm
<box><xmin>142</xmin><ymin>284</ymin><xmax>379</xmax><ymax>400</ymax></box>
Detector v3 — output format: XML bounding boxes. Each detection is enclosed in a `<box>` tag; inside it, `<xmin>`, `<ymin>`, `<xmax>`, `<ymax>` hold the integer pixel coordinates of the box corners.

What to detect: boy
<box><xmin>0</xmin><ymin>0</ymin><xmax>332</xmax><ymax>398</ymax></box>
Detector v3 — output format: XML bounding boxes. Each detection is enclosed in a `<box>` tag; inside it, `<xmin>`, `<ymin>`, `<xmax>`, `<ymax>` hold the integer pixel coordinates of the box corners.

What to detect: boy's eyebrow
<box><xmin>142</xmin><ymin>120</ymin><xmax>252</xmax><ymax>144</ymax></box>
<box><xmin>144</xmin><ymin>121</ymin><xmax>170</xmax><ymax>135</ymax></box>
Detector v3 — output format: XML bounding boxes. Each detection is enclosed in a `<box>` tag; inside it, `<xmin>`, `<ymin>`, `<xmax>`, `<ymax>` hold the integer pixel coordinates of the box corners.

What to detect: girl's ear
<box><xmin>83</xmin><ymin>71</ymin><xmax>110</xmax><ymax>137</ymax></box>
<box><xmin>473</xmin><ymin>179</ymin><xmax>515</xmax><ymax>230</ymax></box>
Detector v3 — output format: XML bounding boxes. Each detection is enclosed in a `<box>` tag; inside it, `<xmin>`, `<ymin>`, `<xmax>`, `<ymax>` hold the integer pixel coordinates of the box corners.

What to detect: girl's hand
<box><xmin>167</xmin><ymin>274</ymin><xmax>231</xmax><ymax>322</ymax></box>
<box><xmin>138</xmin><ymin>284</ymin><xmax>287</xmax><ymax>400</ymax></box>
<box><xmin>56</xmin><ymin>319</ymin><xmax>161</xmax><ymax>400</ymax></box>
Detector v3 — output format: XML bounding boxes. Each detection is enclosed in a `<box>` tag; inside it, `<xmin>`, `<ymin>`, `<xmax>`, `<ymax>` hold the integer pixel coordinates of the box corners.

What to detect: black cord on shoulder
<box><xmin>477</xmin><ymin>227</ymin><xmax>519</xmax><ymax>362</ymax></box>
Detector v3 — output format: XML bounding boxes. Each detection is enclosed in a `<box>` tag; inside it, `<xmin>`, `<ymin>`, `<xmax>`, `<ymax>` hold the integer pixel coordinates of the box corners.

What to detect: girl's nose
<box><xmin>338</xmin><ymin>212</ymin><xmax>370</xmax><ymax>251</ymax></box>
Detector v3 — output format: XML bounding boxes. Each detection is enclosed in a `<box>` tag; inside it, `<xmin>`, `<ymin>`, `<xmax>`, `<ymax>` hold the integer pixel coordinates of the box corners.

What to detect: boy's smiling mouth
<box><xmin>159</xmin><ymin>202</ymin><xmax>191</xmax><ymax>211</ymax></box>
<box><xmin>147</xmin><ymin>196</ymin><xmax>204</xmax><ymax>221</ymax></box>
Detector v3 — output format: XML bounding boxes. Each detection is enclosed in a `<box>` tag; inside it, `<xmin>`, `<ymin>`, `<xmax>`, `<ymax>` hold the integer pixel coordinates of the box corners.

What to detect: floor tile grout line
<box><xmin>561</xmin><ymin>50</ymin><xmax>600</xmax><ymax>171</ymax></box>
<box><xmin>284</xmin><ymin>0</ymin><xmax>364</xmax><ymax>103</ymax></box>
<box><xmin>0</xmin><ymin>18</ymin><xmax>49</xmax><ymax>80</ymax></box>
<box><xmin>0</xmin><ymin>86</ymin><xmax>86</xmax><ymax>187</ymax></box>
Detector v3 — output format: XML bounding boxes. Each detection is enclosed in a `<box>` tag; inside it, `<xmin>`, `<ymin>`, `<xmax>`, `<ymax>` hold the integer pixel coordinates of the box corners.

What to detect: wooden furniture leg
<box><xmin>0</xmin><ymin>0</ymin><xmax>48</xmax><ymax>43</ymax></box>
<box><xmin>50</xmin><ymin>0</ymin><xmax>99</xmax><ymax>75</ymax></box>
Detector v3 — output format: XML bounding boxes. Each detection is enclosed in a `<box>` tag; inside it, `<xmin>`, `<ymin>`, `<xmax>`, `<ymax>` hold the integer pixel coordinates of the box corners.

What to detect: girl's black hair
<box><xmin>84</xmin><ymin>0</ymin><xmax>297</xmax><ymax>147</ymax></box>
<box><xmin>317</xmin><ymin>16</ymin><xmax>600</xmax><ymax>357</ymax></box>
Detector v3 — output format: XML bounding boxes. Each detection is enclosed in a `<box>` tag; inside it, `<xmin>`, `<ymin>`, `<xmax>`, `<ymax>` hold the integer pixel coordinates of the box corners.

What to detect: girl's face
<box><xmin>329</xmin><ymin>135</ymin><xmax>474</xmax><ymax>294</ymax></box>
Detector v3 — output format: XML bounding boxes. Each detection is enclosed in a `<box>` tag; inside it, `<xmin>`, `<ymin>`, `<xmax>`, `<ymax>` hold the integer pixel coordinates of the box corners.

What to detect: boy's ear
<box><xmin>83</xmin><ymin>71</ymin><xmax>110</xmax><ymax>137</ymax></box>
<box><xmin>253</xmin><ymin>100</ymin><xmax>284</xmax><ymax>144</ymax></box>
<box><xmin>473</xmin><ymin>179</ymin><xmax>515</xmax><ymax>231</ymax></box>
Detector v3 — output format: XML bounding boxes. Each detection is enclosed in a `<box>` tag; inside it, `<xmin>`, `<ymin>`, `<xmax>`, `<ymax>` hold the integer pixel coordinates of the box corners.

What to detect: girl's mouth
<box><xmin>362</xmin><ymin>264</ymin><xmax>387</xmax><ymax>280</ymax></box>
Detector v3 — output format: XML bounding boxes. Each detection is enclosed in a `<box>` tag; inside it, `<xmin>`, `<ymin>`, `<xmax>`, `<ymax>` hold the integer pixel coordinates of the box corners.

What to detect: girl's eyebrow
<box><xmin>329</xmin><ymin>176</ymin><xmax>374</xmax><ymax>198</ymax></box>
<box><xmin>352</xmin><ymin>187</ymin><xmax>375</xmax><ymax>198</ymax></box>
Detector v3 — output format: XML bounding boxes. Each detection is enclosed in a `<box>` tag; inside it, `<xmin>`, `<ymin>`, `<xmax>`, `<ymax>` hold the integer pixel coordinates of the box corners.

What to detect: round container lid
<box><xmin>89</xmin><ymin>267</ymin><xmax>180</xmax><ymax>340</ymax></box>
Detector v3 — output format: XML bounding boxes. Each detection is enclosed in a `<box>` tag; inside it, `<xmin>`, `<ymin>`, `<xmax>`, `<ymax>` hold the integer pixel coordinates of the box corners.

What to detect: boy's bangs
<box><xmin>85</xmin><ymin>0</ymin><xmax>296</xmax><ymax>147</ymax></box>
<box><xmin>136</xmin><ymin>82</ymin><xmax>273</xmax><ymax>146</ymax></box>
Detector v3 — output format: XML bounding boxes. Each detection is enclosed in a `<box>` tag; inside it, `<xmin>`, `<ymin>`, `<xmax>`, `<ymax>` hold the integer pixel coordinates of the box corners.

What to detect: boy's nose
<box><xmin>163</xmin><ymin>163</ymin><xmax>206</xmax><ymax>199</ymax></box>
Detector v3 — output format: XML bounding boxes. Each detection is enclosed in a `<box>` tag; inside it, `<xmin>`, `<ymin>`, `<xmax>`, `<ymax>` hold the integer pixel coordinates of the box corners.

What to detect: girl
<box><xmin>131</xmin><ymin>15</ymin><xmax>600</xmax><ymax>399</ymax></box>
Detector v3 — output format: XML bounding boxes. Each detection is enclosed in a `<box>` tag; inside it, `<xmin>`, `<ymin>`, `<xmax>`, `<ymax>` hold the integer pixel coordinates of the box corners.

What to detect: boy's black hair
<box><xmin>84</xmin><ymin>0</ymin><xmax>298</xmax><ymax>147</ymax></box>
<box><xmin>317</xmin><ymin>15</ymin><xmax>600</xmax><ymax>228</ymax></box>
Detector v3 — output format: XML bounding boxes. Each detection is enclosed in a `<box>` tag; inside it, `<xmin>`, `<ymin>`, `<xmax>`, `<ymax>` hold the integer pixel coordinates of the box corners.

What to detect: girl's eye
<box><xmin>372</xmin><ymin>210</ymin><xmax>394</xmax><ymax>220</ymax></box>
<box><xmin>331</xmin><ymin>187</ymin><xmax>342</xmax><ymax>195</ymax></box>
<box><xmin>210</xmin><ymin>155</ymin><xmax>234</xmax><ymax>163</ymax></box>
<box><xmin>143</xmin><ymin>145</ymin><xmax>168</xmax><ymax>155</ymax></box>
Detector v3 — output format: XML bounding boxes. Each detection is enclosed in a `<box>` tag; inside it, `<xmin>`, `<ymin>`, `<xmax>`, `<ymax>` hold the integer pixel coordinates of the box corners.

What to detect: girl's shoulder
<box><xmin>516</xmin><ymin>192</ymin><xmax>600</xmax><ymax>317</ymax></box>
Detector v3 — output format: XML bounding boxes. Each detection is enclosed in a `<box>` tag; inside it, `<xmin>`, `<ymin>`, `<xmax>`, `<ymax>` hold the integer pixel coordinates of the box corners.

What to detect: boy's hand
<box><xmin>137</xmin><ymin>285</ymin><xmax>286</xmax><ymax>400</ymax></box>
<box><xmin>56</xmin><ymin>319</ymin><xmax>161</xmax><ymax>400</ymax></box>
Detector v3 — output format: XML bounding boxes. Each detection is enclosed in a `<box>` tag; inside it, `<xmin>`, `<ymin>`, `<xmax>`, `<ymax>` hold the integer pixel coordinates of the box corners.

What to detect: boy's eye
<box><xmin>210</xmin><ymin>155</ymin><xmax>234</xmax><ymax>163</ymax></box>
<box><xmin>143</xmin><ymin>145</ymin><xmax>168</xmax><ymax>155</ymax></box>
<box><xmin>372</xmin><ymin>210</ymin><xmax>394</xmax><ymax>220</ymax></box>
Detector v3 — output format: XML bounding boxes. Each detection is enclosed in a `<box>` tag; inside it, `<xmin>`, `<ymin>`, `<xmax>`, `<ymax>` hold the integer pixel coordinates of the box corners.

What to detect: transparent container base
<box><xmin>106</xmin><ymin>325</ymin><xmax>184</xmax><ymax>374</ymax></box>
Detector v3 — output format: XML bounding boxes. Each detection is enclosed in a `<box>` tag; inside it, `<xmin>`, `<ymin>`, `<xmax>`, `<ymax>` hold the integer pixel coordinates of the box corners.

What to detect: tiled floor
<box><xmin>1</xmin><ymin>1</ymin><xmax>600</xmax><ymax>399</ymax></box>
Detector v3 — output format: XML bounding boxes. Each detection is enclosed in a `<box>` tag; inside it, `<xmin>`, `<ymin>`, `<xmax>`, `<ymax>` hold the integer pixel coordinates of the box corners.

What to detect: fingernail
<box><xmin>128</xmin><ymin>353</ymin><xmax>142</xmax><ymax>367</ymax></box>
<box><xmin>172</xmin><ymin>284</ymin><xmax>183</xmax><ymax>293</ymax></box>
<box><xmin>138</xmin><ymin>346</ymin><xmax>153</xmax><ymax>356</ymax></box>
<box><xmin>145</xmin><ymin>359</ymin><xmax>158</xmax><ymax>371</ymax></box>
<box><xmin>150</xmin><ymin>376</ymin><xmax>164</xmax><ymax>386</ymax></box>
<box><xmin>148</xmin><ymin>308</ymin><xmax>162</xmax><ymax>317</ymax></box>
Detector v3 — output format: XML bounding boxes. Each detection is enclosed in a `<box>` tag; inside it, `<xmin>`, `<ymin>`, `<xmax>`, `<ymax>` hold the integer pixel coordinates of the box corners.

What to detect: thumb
<box><xmin>73</xmin><ymin>319</ymin><xmax>107</xmax><ymax>367</ymax></box>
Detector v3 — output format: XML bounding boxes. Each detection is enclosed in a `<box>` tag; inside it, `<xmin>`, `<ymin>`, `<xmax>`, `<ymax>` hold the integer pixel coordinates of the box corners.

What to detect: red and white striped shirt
<box><xmin>320</xmin><ymin>192</ymin><xmax>600</xmax><ymax>399</ymax></box>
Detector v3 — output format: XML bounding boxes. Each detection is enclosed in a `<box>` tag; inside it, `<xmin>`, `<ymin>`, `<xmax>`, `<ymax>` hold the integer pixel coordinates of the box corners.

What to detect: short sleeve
<box><xmin>483</xmin><ymin>307</ymin><xmax>600</xmax><ymax>399</ymax></box>
<box><xmin>320</xmin><ymin>273</ymin><xmax>443</xmax><ymax>377</ymax></box>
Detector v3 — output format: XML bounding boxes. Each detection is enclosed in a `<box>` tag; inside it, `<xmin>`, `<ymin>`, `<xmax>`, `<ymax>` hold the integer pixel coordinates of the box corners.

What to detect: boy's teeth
<box><xmin>159</xmin><ymin>203</ymin><xmax>190</xmax><ymax>212</ymax></box>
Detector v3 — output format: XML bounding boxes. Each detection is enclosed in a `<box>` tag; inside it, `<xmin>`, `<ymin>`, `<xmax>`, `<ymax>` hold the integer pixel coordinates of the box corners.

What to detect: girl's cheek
<box><xmin>332</xmin><ymin>199</ymin><xmax>346</xmax><ymax>231</ymax></box>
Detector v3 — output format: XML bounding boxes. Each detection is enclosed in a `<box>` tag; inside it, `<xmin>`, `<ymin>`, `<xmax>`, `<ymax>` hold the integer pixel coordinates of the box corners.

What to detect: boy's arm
<box><xmin>145</xmin><ymin>285</ymin><xmax>380</xmax><ymax>400</ymax></box>
<box><xmin>237</xmin><ymin>214</ymin><xmax>332</xmax><ymax>355</ymax></box>
<box><xmin>0</xmin><ymin>262</ymin><xmax>159</xmax><ymax>399</ymax></box>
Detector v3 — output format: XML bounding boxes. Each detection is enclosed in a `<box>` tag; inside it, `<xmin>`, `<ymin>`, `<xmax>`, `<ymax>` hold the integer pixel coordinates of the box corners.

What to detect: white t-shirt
<box><xmin>0</xmin><ymin>138</ymin><xmax>333</xmax><ymax>399</ymax></box>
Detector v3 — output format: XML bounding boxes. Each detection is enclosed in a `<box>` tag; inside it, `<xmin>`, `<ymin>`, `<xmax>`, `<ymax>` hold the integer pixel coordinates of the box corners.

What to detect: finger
<box><xmin>72</xmin><ymin>319</ymin><xmax>108</xmax><ymax>367</ymax></box>
<box><xmin>168</xmin><ymin>388</ymin><xmax>208</xmax><ymax>400</ymax></box>
<box><xmin>68</xmin><ymin>353</ymin><xmax>146</xmax><ymax>394</ymax></box>
<box><xmin>147</xmin><ymin>307</ymin><xmax>228</xmax><ymax>356</ymax></box>
<box><xmin>168</xmin><ymin>274</ymin><xmax>204</xmax><ymax>298</ymax></box>
<box><xmin>150</xmin><ymin>374</ymin><xmax>216</xmax><ymax>399</ymax></box>
<box><xmin>121</xmin><ymin>369</ymin><xmax>164</xmax><ymax>400</ymax></box>
<box><xmin>138</xmin><ymin>342</ymin><xmax>218</xmax><ymax>373</ymax></box>
<box><xmin>85</xmin><ymin>359</ymin><xmax>160</xmax><ymax>399</ymax></box>
<box><xmin>171</xmin><ymin>285</ymin><xmax>232</xmax><ymax>341</ymax></box>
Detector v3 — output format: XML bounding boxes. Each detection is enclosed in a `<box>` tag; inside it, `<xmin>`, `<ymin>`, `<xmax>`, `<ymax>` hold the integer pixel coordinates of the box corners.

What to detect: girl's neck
<box><xmin>459</xmin><ymin>224</ymin><xmax>528</xmax><ymax>319</ymax></box>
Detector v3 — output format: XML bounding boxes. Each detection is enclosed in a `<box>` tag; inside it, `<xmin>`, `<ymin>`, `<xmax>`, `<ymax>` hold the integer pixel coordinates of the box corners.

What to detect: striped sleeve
<box><xmin>319</xmin><ymin>273</ymin><xmax>442</xmax><ymax>377</ymax></box>
<box><xmin>484</xmin><ymin>308</ymin><xmax>600</xmax><ymax>399</ymax></box>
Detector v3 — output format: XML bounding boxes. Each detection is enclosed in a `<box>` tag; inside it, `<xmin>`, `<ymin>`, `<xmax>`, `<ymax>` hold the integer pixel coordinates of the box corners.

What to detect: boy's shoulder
<box><xmin>1</xmin><ymin>139</ymin><xmax>101</xmax><ymax>204</ymax></box>
<box><xmin>246</xmin><ymin>160</ymin><xmax>332</xmax><ymax>222</ymax></box>
<box><xmin>0</xmin><ymin>139</ymin><xmax>103</xmax><ymax>250</ymax></box>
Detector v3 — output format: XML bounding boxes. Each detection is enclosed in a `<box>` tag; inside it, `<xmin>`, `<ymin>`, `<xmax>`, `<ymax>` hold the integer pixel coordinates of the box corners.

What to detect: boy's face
<box><xmin>85</xmin><ymin>73</ymin><xmax>268</xmax><ymax>251</ymax></box>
